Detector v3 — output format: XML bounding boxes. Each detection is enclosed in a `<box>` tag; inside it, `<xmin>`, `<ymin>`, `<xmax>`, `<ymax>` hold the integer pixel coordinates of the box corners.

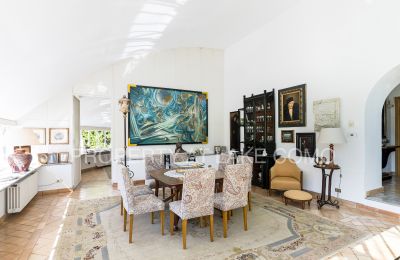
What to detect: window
<box><xmin>81</xmin><ymin>129</ymin><xmax>111</xmax><ymax>149</ymax></box>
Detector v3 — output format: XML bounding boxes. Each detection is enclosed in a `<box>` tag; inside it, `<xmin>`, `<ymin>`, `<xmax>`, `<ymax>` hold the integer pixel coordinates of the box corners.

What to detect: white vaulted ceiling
<box><xmin>0</xmin><ymin>0</ymin><xmax>297</xmax><ymax>120</ymax></box>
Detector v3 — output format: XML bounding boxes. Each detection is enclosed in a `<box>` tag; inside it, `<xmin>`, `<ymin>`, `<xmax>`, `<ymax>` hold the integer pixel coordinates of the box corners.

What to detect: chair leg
<box><xmin>151</xmin><ymin>212</ymin><xmax>154</xmax><ymax>224</ymax></box>
<box><xmin>129</xmin><ymin>214</ymin><xmax>134</xmax><ymax>243</ymax></box>
<box><xmin>160</xmin><ymin>210</ymin><xmax>165</xmax><ymax>235</ymax></box>
<box><xmin>209</xmin><ymin>215</ymin><xmax>214</xmax><ymax>242</ymax></box>
<box><xmin>169</xmin><ymin>211</ymin><xmax>174</xmax><ymax>235</ymax></box>
<box><xmin>248</xmin><ymin>192</ymin><xmax>252</xmax><ymax>211</ymax></box>
<box><xmin>182</xmin><ymin>219</ymin><xmax>187</xmax><ymax>249</ymax></box>
<box><xmin>162</xmin><ymin>187</ymin><xmax>165</xmax><ymax>199</ymax></box>
<box><xmin>243</xmin><ymin>206</ymin><xmax>248</xmax><ymax>231</ymax></box>
<box><xmin>120</xmin><ymin>197</ymin><xmax>123</xmax><ymax>216</ymax></box>
<box><xmin>123</xmin><ymin>208</ymin><xmax>127</xmax><ymax>232</ymax></box>
<box><xmin>222</xmin><ymin>211</ymin><xmax>228</xmax><ymax>238</ymax></box>
<box><xmin>230</xmin><ymin>210</ymin><xmax>233</xmax><ymax>217</ymax></box>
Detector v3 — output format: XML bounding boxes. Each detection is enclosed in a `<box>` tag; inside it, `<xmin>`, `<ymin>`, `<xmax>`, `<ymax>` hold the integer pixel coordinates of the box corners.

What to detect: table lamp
<box><xmin>318</xmin><ymin>128</ymin><xmax>346</xmax><ymax>166</ymax></box>
<box><xmin>4</xmin><ymin>128</ymin><xmax>40</xmax><ymax>172</ymax></box>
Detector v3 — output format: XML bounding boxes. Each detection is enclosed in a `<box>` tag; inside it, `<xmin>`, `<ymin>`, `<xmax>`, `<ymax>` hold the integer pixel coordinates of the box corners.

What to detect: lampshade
<box><xmin>318</xmin><ymin>128</ymin><xmax>346</xmax><ymax>144</ymax></box>
<box><xmin>3</xmin><ymin>128</ymin><xmax>40</xmax><ymax>146</ymax></box>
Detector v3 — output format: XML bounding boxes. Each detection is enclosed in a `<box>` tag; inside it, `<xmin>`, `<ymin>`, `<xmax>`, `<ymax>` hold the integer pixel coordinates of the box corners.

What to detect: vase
<box><xmin>8</xmin><ymin>149</ymin><xmax>32</xmax><ymax>173</ymax></box>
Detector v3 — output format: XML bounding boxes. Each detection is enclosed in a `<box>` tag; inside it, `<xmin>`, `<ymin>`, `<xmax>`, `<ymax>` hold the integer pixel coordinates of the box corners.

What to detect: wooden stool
<box><xmin>283</xmin><ymin>190</ymin><xmax>312</xmax><ymax>209</ymax></box>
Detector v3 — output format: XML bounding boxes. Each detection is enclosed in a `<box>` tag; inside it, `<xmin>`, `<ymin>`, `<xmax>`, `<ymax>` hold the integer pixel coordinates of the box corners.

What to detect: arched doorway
<box><xmin>365</xmin><ymin>64</ymin><xmax>400</xmax><ymax>205</ymax></box>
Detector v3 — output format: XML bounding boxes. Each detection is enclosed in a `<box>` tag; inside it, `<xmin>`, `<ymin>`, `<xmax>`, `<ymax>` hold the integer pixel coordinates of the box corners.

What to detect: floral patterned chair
<box><xmin>172</xmin><ymin>153</ymin><xmax>189</xmax><ymax>164</ymax></box>
<box><xmin>218</xmin><ymin>153</ymin><xmax>235</xmax><ymax>171</ymax></box>
<box><xmin>119</xmin><ymin>165</ymin><xmax>154</xmax><ymax>216</ymax></box>
<box><xmin>237</xmin><ymin>155</ymin><xmax>254</xmax><ymax>211</ymax></box>
<box><xmin>214</xmin><ymin>163</ymin><xmax>252</xmax><ymax>238</ymax></box>
<box><xmin>120</xmin><ymin>166</ymin><xmax>165</xmax><ymax>243</ymax></box>
<box><xmin>169</xmin><ymin>168</ymin><xmax>216</xmax><ymax>249</ymax></box>
<box><xmin>145</xmin><ymin>154</ymin><xmax>169</xmax><ymax>198</ymax></box>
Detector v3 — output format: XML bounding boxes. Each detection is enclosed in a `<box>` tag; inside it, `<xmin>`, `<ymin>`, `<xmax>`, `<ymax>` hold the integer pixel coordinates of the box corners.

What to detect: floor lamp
<box><xmin>118</xmin><ymin>95</ymin><xmax>131</xmax><ymax>170</ymax></box>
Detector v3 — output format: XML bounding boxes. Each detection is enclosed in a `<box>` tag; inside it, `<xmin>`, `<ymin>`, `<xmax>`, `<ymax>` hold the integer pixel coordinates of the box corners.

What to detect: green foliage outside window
<box><xmin>81</xmin><ymin>129</ymin><xmax>111</xmax><ymax>149</ymax></box>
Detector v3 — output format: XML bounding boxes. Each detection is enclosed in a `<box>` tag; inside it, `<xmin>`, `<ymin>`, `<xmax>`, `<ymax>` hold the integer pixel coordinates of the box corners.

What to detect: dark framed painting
<box><xmin>281</xmin><ymin>130</ymin><xmax>294</xmax><ymax>143</ymax></box>
<box><xmin>278</xmin><ymin>84</ymin><xmax>306</xmax><ymax>127</ymax></box>
<box><xmin>296</xmin><ymin>133</ymin><xmax>316</xmax><ymax>157</ymax></box>
<box><xmin>128</xmin><ymin>84</ymin><xmax>208</xmax><ymax>146</ymax></box>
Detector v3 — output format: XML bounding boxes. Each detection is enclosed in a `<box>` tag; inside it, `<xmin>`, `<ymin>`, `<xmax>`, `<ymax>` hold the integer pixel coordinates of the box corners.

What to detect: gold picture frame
<box><xmin>278</xmin><ymin>84</ymin><xmax>306</xmax><ymax>127</ymax></box>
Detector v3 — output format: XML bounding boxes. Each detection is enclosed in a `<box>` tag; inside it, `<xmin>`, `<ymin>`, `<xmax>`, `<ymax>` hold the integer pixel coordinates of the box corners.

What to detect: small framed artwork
<box><xmin>49</xmin><ymin>128</ymin><xmax>69</xmax><ymax>144</ymax></box>
<box><xmin>38</xmin><ymin>153</ymin><xmax>49</xmax><ymax>164</ymax></box>
<box><xmin>31</xmin><ymin>128</ymin><xmax>46</xmax><ymax>145</ymax></box>
<box><xmin>14</xmin><ymin>145</ymin><xmax>31</xmax><ymax>153</ymax></box>
<box><xmin>58</xmin><ymin>152</ymin><xmax>69</xmax><ymax>163</ymax></box>
<box><xmin>278</xmin><ymin>84</ymin><xmax>307</xmax><ymax>127</ymax></box>
<box><xmin>281</xmin><ymin>130</ymin><xmax>294</xmax><ymax>143</ymax></box>
<box><xmin>214</xmin><ymin>146</ymin><xmax>221</xmax><ymax>154</ymax></box>
<box><xmin>296</xmin><ymin>133</ymin><xmax>316</xmax><ymax>157</ymax></box>
<box><xmin>47</xmin><ymin>153</ymin><xmax>58</xmax><ymax>164</ymax></box>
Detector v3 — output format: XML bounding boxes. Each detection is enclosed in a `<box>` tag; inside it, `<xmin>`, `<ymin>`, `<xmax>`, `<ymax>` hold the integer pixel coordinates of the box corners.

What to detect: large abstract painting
<box><xmin>128</xmin><ymin>84</ymin><xmax>208</xmax><ymax>145</ymax></box>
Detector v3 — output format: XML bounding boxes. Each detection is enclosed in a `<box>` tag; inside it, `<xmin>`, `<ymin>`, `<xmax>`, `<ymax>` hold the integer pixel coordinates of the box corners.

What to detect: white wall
<box><xmin>74</xmin><ymin>48</ymin><xmax>224</xmax><ymax>183</ymax></box>
<box><xmin>17</xmin><ymin>89</ymin><xmax>73</xmax><ymax>159</ymax></box>
<box><xmin>224</xmin><ymin>0</ymin><xmax>400</xmax><ymax>209</ymax></box>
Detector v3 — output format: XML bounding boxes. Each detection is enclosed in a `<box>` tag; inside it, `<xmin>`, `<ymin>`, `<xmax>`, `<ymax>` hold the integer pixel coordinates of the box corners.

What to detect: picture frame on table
<box><xmin>47</xmin><ymin>153</ymin><xmax>58</xmax><ymax>164</ymax></box>
<box><xmin>38</xmin><ymin>153</ymin><xmax>49</xmax><ymax>164</ymax></box>
<box><xmin>278</xmin><ymin>84</ymin><xmax>307</xmax><ymax>127</ymax></box>
<box><xmin>14</xmin><ymin>145</ymin><xmax>31</xmax><ymax>154</ymax></box>
<box><xmin>49</xmin><ymin>128</ymin><xmax>69</xmax><ymax>144</ymax></box>
<box><xmin>296</xmin><ymin>133</ymin><xmax>316</xmax><ymax>157</ymax></box>
<box><xmin>281</xmin><ymin>130</ymin><xmax>294</xmax><ymax>143</ymax></box>
<box><xmin>58</xmin><ymin>152</ymin><xmax>69</xmax><ymax>163</ymax></box>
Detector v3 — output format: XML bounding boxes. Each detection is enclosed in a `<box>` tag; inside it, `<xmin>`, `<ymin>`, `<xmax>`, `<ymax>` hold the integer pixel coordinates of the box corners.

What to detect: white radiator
<box><xmin>7</xmin><ymin>172</ymin><xmax>38</xmax><ymax>213</ymax></box>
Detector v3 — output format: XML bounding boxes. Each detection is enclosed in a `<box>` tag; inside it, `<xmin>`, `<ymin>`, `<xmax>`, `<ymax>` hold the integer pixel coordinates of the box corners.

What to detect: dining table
<box><xmin>149</xmin><ymin>166</ymin><xmax>225</xmax><ymax>229</ymax></box>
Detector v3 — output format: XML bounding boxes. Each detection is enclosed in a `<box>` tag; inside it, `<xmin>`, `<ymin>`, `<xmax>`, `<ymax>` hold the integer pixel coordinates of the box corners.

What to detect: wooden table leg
<box><xmin>155</xmin><ymin>180</ymin><xmax>160</xmax><ymax>198</ymax></box>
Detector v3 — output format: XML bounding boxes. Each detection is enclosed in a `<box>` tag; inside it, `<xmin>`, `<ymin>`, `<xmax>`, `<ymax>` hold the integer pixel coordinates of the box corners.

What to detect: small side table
<box><xmin>314</xmin><ymin>164</ymin><xmax>341</xmax><ymax>209</ymax></box>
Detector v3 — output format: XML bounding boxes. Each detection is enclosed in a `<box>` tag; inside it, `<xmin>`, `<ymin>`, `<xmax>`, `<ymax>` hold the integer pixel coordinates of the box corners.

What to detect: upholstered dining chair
<box><xmin>218</xmin><ymin>153</ymin><xmax>235</xmax><ymax>171</ymax></box>
<box><xmin>169</xmin><ymin>168</ymin><xmax>216</xmax><ymax>249</ymax></box>
<box><xmin>144</xmin><ymin>154</ymin><xmax>169</xmax><ymax>198</ymax></box>
<box><xmin>237</xmin><ymin>155</ymin><xmax>254</xmax><ymax>211</ymax></box>
<box><xmin>214</xmin><ymin>163</ymin><xmax>252</xmax><ymax>238</ymax></box>
<box><xmin>119</xmin><ymin>165</ymin><xmax>154</xmax><ymax>216</ymax></box>
<box><xmin>120</xmin><ymin>166</ymin><xmax>165</xmax><ymax>243</ymax></box>
<box><xmin>172</xmin><ymin>153</ymin><xmax>189</xmax><ymax>164</ymax></box>
<box><xmin>269</xmin><ymin>157</ymin><xmax>302</xmax><ymax>195</ymax></box>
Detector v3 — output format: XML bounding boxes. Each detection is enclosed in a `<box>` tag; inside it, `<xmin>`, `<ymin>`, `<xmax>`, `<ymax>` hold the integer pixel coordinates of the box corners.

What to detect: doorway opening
<box><xmin>79</xmin><ymin>96</ymin><xmax>112</xmax><ymax>176</ymax></box>
<box><xmin>367</xmin><ymin>85</ymin><xmax>400</xmax><ymax>206</ymax></box>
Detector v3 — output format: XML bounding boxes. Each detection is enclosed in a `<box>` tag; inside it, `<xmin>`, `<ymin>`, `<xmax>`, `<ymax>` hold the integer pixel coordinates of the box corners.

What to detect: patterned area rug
<box><xmin>54</xmin><ymin>194</ymin><xmax>368</xmax><ymax>260</ymax></box>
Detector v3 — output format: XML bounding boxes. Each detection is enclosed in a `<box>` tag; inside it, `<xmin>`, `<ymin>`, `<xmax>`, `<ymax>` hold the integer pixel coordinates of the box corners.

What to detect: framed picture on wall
<box><xmin>296</xmin><ymin>133</ymin><xmax>316</xmax><ymax>157</ymax></box>
<box><xmin>281</xmin><ymin>130</ymin><xmax>294</xmax><ymax>143</ymax></box>
<box><xmin>278</xmin><ymin>84</ymin><xmax>307</xmax><ymax>127</ymax></box>
<box><xmin>31</xmin><ymin>128</ymin><xmax>46</xmax><ymax>145</ymax></box>
<box><xmin>38</xmin><ymin>153</ymin><xmax>49</xmax><ymax>164</ymax></box>
<box><xmin>49</xmin><ymin>128</ymin><xmax>69</xmax><ymax>144</ymax></box>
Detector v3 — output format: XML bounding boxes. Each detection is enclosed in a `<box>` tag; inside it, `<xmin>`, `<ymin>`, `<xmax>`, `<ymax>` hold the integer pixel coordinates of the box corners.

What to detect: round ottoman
<box><xmin>283</xmin><ymin>190</ymin><xmax>312</xmax><ymax>209</ymax></box>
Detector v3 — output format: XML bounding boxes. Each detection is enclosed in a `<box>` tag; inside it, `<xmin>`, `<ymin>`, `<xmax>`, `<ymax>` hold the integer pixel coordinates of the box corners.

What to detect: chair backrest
<box><xmin>120</xmin><ymin>165</ymin><xmax>132</xmax><ymax>212</ymax></box>
<box><xmin>180</xmin><ymin>168</ymin><xmax>216</xmax><ymax>220</ymax></box>
<box><xmin>172</xmin><ymin>153</ymin><xmax>188</xmax><ymax>163</ymax></box>
<box><xmin>270</xmin><ymin>157</ymin><xmax>301</xmax><ymax>181</ymax></box>
<box><xmin>144</xmin><ymin>154</ymin><xmax>164</xmax><ymax>180</ymax></box>
<box><xmin>218</xmin><ymin>153</ymin><xmax>234</xmax><ymax>171</ymax></box>
<box><xmin>222</xmin><ymin>164</ymin><xmax>252</xmax><ymax>209</ymax></box>
<box><xmin>237</xmin><ymin>155</ymin><xmax>254</xmax><ymax>189</ymax></box>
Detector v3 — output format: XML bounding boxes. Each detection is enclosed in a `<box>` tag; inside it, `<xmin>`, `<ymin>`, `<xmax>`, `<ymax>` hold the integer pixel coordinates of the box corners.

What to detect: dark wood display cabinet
<box><xmin>243</xmin><ymin>90</ymin><xmax>277</xmax><ymax>189</ymax></box>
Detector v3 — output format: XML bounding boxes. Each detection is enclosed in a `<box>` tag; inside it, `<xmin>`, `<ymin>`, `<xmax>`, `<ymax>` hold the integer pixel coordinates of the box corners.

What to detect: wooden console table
<box><xmin>314</xmin><ymin>164</ymin><xmax>341</xmax><ymax>209</ymax></box>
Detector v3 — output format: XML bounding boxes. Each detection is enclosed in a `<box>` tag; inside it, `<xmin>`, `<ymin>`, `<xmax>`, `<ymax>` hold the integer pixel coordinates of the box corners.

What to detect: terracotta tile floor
<box><xmin>0</xmin><ymin>167</ymin><xmax>399</xmax><ymax>259</ymax></box>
